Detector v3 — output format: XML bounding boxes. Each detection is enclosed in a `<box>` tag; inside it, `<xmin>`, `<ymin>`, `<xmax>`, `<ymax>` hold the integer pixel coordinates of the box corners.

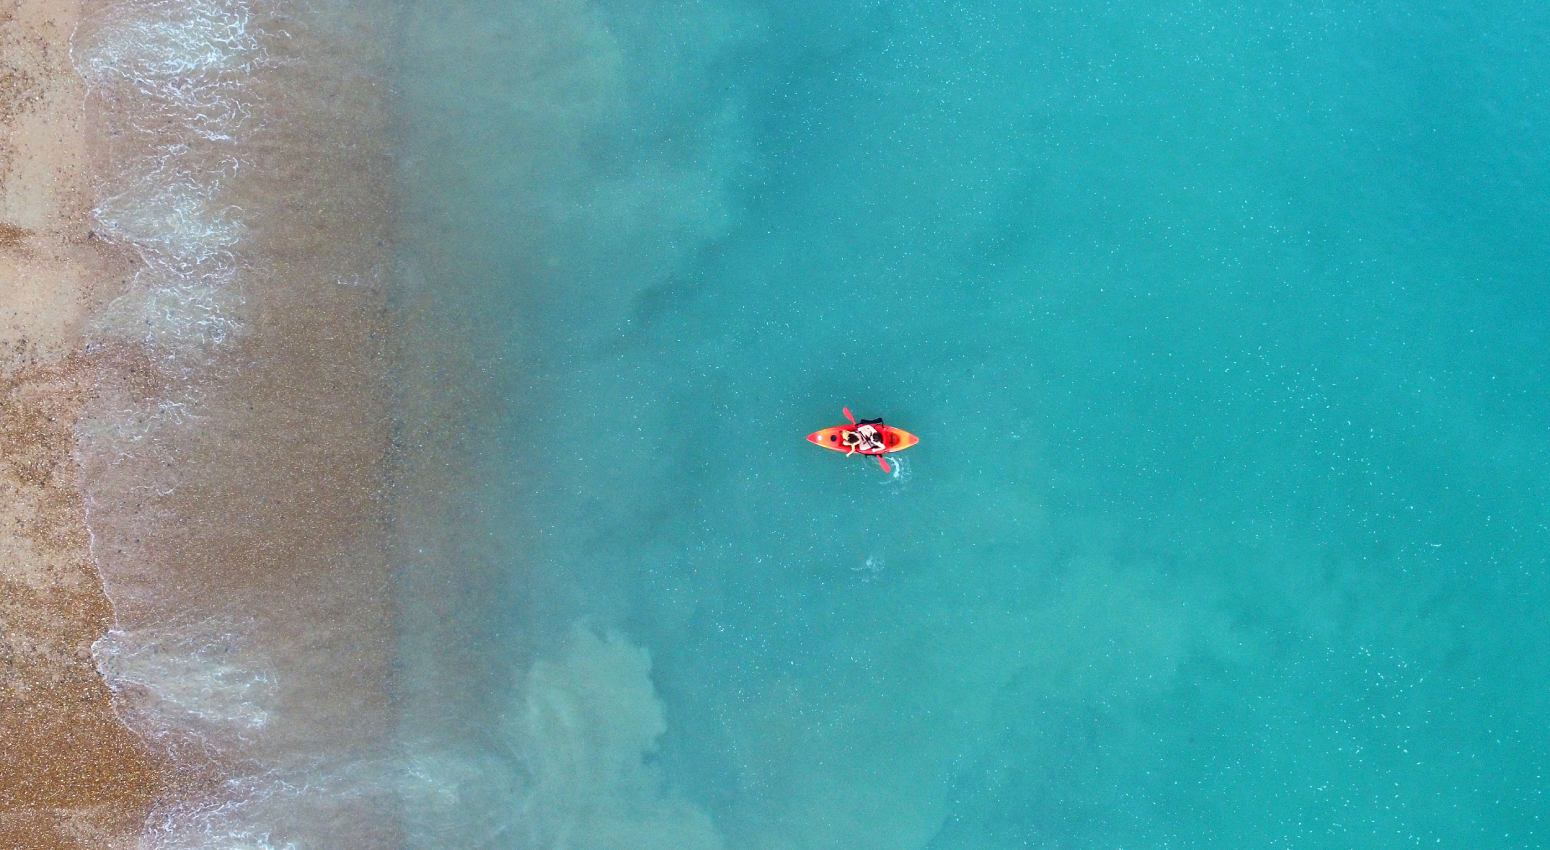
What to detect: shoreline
<box><xmin>73</xmin><ymin>0</ymin><xmax>404</xmax><ymax>845</ymax></box>
<box><xmin>5</xmin><ymin>0</ymin><xmax>404</xmax><ymax>846</ymax></box>
<box><xmin>0</xmin><ymin>0</ymin><xmax>166</xmax><ymax>847</ymax></box>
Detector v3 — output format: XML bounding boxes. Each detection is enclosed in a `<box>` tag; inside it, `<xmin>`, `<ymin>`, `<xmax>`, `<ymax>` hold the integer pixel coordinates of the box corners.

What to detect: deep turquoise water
<box><xmin>392</xmin><ymin>1</ymin><xmax>1550</xmax><ymax>846</ymax></box>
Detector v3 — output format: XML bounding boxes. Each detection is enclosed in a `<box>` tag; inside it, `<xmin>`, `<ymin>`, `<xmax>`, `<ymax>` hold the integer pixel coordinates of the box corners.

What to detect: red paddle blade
<box><xmin>877</xmin><ymin>455</ymin><xmax>891</xmax><ymax>473</ymax></box>
<box><xmin>842</xmin><ymin>406</ymin><xmax>856</xmax><ymax>424</ymax></box>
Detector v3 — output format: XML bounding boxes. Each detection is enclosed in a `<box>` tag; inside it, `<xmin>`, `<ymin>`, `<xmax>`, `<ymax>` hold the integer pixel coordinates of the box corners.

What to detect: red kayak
<box><xmin>805</xmin><ymin>424</ymin><xmax>921</xmax><ymax>455</ymax></box>
<box><xmin>806</xmin><ymin>408</ymin><xmax>919</xmax><ymax>472</ymax></box>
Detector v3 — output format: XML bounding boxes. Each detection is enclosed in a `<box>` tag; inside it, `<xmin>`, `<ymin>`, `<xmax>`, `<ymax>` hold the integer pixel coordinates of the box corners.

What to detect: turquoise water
<box><xmin>393</xmin><ymin>1</ymin><xmax>1550</xmax><ymax>847</ymax></box>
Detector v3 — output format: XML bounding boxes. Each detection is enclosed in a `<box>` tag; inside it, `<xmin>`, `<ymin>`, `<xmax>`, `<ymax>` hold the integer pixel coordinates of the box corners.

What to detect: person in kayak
<box><xmin>853</xmin><ymin>418</ymin><xmax>887</xmax><ymax>453</ymax></box>
<box><xmin>841</xmin><ymin>429</ymin><xmax>863</xmax><ymax>455</ymax></box>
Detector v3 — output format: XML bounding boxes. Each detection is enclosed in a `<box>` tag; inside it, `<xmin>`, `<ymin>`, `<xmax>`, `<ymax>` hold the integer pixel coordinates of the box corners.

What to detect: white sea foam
<box><xmin>92</xmin><ymin>620</ymin><xmax>277</xmax><ymax>745</ymax></box>
<box><xmin>139</xmin><ymin>757</ymin><xmax>398</xmax><ymax>850</ymax></box>
<box><xmin>73</xmin><ymin>0</ymin><xmax>262</xmax><ymax>367</ymax></box>
<box><xmin>73</xmin><ymin>0</ymin><xmax>264</xmax><ymax>140</ymax></box>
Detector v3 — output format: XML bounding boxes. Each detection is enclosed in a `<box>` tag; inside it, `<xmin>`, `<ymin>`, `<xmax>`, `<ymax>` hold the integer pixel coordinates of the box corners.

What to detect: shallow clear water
<box><xmin>391</xmin><ymin>0</ymin><xmax>1550</xmax><ymax>847</ymax></box>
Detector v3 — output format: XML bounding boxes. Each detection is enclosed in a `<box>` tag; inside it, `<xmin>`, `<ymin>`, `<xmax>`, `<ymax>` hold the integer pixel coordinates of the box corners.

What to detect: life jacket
<box><xmin>855</xmin><ymin>424</ymin><xmax>885</xmax><ymax>451</ymax></box>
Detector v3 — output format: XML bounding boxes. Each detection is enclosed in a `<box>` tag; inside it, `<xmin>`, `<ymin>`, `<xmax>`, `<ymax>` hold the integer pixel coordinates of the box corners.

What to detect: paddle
<box><xmin>842</xmin><ymin>406</ymin><xmax>856</xmax><ymax>424</ymax></box>
<box><xmin>877</xmin><ymin>455</ymin><xmax>891</xmax><ymax>474</ymax></box>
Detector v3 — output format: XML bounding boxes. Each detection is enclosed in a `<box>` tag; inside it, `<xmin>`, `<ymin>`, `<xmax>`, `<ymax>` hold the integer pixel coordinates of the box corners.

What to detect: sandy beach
<box><xmin>1</xmin><ymin>0</ymin><xmax>165</xmax><ymax>847</ymax></box>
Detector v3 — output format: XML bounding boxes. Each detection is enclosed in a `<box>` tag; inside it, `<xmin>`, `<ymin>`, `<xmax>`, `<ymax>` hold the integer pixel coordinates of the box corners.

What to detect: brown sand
<box><xmin>0</xmin><ymin>0</ymin><xmax>167</xmax><ymax>847</ymax></box>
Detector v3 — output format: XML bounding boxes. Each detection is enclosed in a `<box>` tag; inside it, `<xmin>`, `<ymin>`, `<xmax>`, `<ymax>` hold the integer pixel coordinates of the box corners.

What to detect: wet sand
<box><xmin>0</xmin><ymin>1</ymin><xmax>165</xmax><ymax>847</ymax></box>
